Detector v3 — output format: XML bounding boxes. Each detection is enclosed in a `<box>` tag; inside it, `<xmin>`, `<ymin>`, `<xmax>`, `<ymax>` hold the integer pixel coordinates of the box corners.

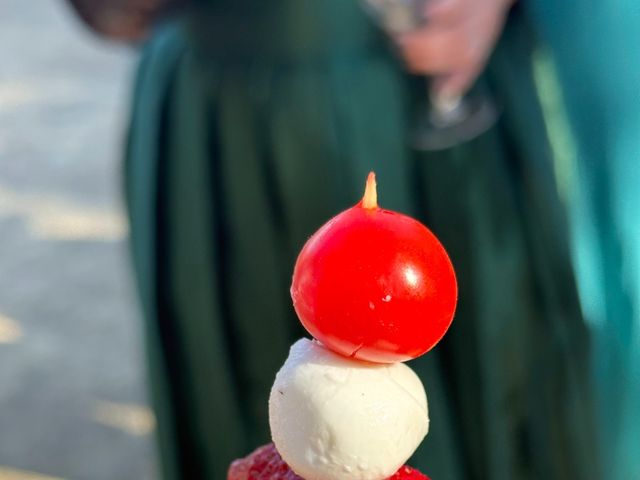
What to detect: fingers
<box><xmin>432</xmin><ymin>69</ymin><xmax>480</xmax><ymax>99</ymax></box>
<box><xmin>423</xmin><ymin>0</ymin><xmax>513</xmax><ymax>24</ymax></box>
<box><xmin>422</xmin><ymin>0</ymin><xmax>466</xmax><ymax>26</ymax></box>
<box><xmin>396</xmin><ymin>25</ymin><xmax>478</xmax><ymax>75</ymax></box>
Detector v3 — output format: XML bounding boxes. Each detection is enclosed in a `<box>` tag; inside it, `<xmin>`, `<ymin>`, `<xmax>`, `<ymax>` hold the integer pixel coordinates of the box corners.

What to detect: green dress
<box><xmin>125</xmin><ymin>1</ymin><xmax>599</xmax><ymax>478</ymax></box>
<box><xmin>526</xmin><ymin>1</ymin><xmax>640</xmax><ymax>477</ymax></box>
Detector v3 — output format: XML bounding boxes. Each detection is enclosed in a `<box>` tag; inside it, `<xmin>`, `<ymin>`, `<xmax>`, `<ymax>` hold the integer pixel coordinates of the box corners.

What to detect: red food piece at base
<box><xmin>387</xmin><ymin>465</ymin><xmax>430</xmax><ymax>479</ymax></box>
<box><xmin>227</xmin><ymin>443</ymin><xmax>430</xmax><ymax>480</ymax></box>
<box><xmin>228</xmin><ymin>444</ymin><xmax>299</xmax><ymax>480</ymax></box>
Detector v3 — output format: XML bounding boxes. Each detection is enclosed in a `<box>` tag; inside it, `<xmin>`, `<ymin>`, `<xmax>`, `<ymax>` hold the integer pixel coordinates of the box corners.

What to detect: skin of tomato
<box><xmin>291</xmin><ymin>205</ymin><xmax>458</xmax><ymax>363</ymax></box>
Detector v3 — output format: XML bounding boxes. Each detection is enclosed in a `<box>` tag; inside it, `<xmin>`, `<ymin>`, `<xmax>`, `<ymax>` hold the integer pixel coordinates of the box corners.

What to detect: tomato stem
<box><xmin>362</xmin><ymin>172</ymin><xmax>378</xmax><ymax>209</ymax></box>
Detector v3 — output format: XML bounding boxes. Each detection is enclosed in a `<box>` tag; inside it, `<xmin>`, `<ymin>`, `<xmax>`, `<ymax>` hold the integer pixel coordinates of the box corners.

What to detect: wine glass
<box><xmin>361</xmin><ymin>0</ymin><xmax>499</xmax><ymax>151</ymax></box>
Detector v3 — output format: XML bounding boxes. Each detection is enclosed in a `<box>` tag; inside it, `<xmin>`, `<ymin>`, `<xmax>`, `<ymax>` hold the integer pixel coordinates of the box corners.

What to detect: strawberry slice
<box><xmin>227</xmin><ymin>443</ymin><xmax>430</xmax><ymax>480</ymax></box>
<box><xmin>387</xmin><ymin>465</ymin><xmax>430</xmax><ymax>479</ymax></box>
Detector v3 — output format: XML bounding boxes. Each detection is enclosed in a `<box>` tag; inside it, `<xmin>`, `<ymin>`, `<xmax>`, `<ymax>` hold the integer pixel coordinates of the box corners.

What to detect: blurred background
<box><xmin>0</xmin><ymin>1</ymin><xmax>157</xmax><ymax>478</ymax></box>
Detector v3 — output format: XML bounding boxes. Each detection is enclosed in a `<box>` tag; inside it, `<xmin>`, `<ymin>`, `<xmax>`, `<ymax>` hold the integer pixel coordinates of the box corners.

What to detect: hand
<box><xmin>66</xmin><ymin>0</ymin><xmax>185</xmax><ymax>41</ymax></box>
<box><xmin>395</xmin><ymin>0</ymin><xmax>514</xmax><ymax>97</ymax></box>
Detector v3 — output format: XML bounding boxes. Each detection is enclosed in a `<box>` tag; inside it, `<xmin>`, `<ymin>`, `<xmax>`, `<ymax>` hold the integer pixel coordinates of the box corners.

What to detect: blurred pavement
<box><xmin>0</xmin><ymin>1</ymin><xmax>157</xmax><ymax>479</ymax></box>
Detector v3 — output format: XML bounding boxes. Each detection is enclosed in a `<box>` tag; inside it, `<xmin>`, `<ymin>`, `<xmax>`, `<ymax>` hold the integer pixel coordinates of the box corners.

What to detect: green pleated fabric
<box><xmin>124</xmin><ymin>2</ymin><xmax>599</xmax><ymax>479</ymax></box>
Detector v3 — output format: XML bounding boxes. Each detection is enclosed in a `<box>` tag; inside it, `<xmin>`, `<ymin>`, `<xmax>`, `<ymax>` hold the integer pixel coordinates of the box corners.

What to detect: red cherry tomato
<box><xmin>290</xmin><ymin>173</ymin><xmax>457</xmax><ymax>363</ymax></box>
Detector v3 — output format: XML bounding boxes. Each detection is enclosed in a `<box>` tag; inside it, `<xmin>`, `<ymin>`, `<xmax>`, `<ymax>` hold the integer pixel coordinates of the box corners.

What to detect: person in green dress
<box><xmin>68</xmin><ymin>0</ymin><xmax>600</xmax><ymax>478</ymax></box>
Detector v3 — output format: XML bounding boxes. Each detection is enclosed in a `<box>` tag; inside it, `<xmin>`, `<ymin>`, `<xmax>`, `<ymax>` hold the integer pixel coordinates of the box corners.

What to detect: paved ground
<box><xmin>0</xmin><ymin>1</ymin><xmax>157</xmax><ymax>479</ymax></box>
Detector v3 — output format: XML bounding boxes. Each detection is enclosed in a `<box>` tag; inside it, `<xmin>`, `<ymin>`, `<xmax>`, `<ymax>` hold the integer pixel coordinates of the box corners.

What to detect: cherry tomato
<box><xmin>290</xmin><ymin>173</ymin><xmax>457</xmax><ymax>363</ymax></box>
